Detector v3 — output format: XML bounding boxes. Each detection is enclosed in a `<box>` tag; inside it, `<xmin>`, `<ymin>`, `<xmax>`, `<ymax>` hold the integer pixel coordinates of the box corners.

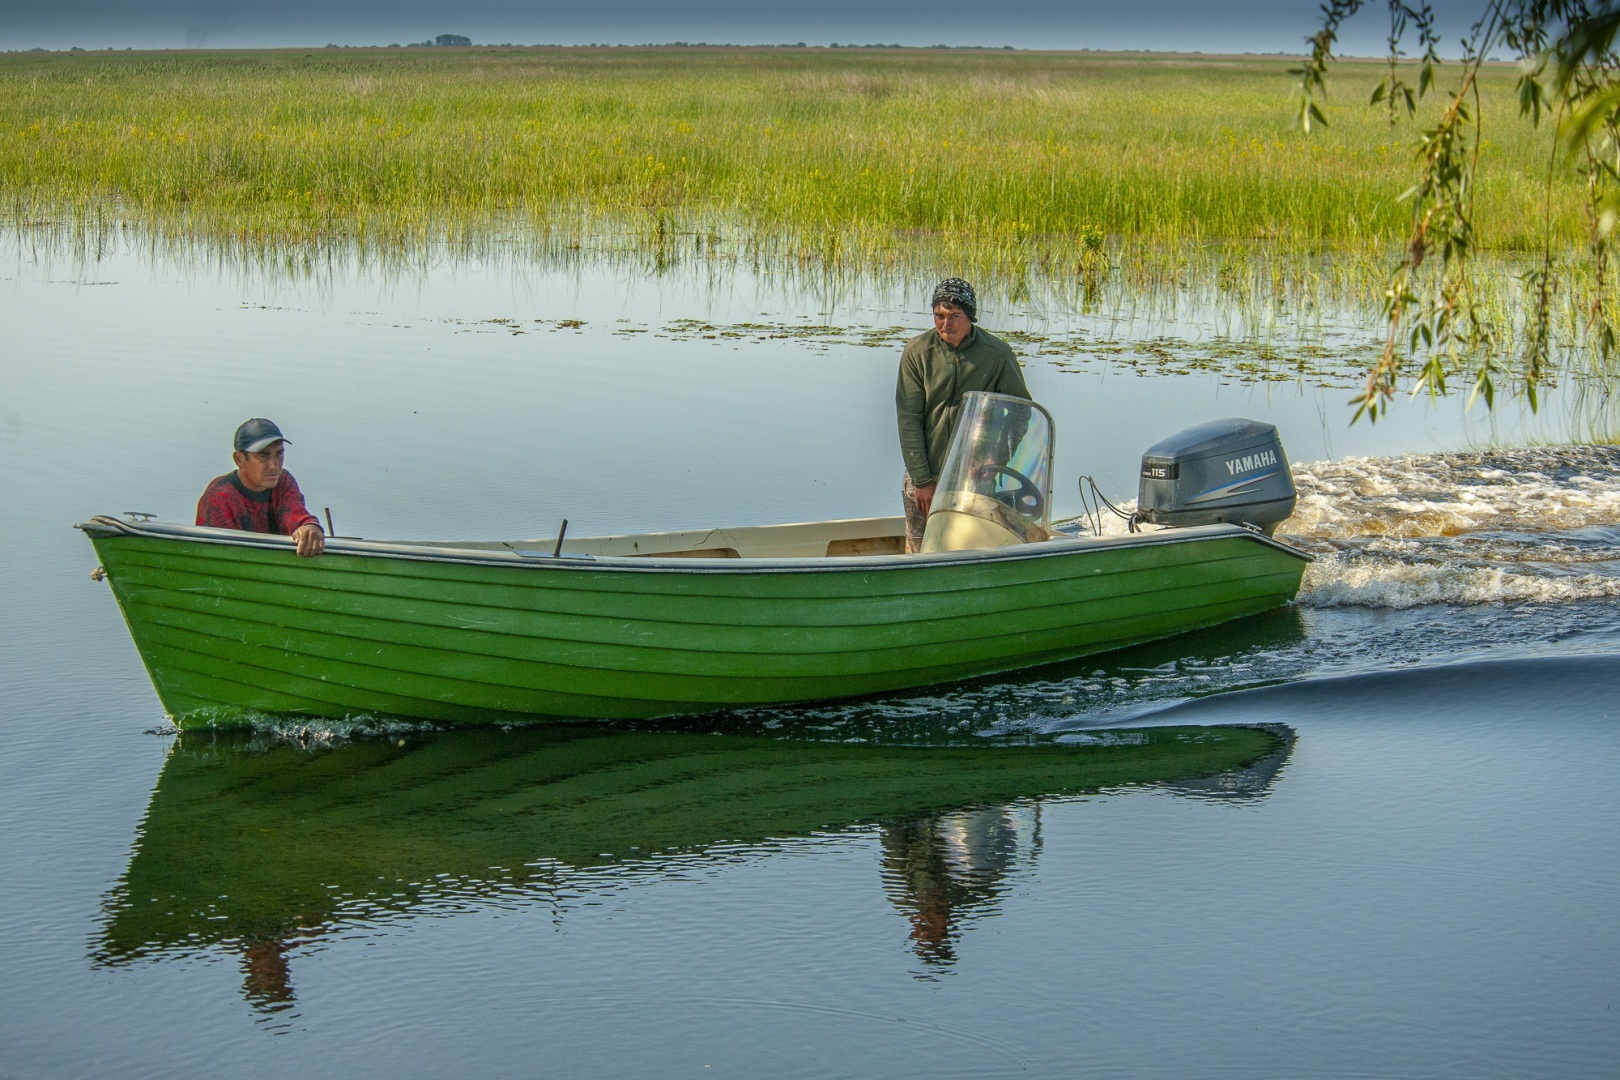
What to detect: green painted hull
<box><xmin>80</xmin><ymin>517</ymin><xmax>1310</xmax><ymax>727</ymax></box>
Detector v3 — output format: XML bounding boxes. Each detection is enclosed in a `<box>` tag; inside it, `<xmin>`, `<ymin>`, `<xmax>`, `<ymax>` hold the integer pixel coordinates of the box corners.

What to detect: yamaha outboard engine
<box><xmin>1137</xmin><ymin>418</ymin><xmax>1296</xmax><ymax>535</ymax></box>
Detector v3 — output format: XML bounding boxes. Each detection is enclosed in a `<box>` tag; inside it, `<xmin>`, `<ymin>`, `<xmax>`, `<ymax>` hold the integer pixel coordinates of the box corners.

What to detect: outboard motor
<box><xmin>1136</xmin><ymin>418</ymin><xmax>1296</xmax><ymax>535</ymax></box>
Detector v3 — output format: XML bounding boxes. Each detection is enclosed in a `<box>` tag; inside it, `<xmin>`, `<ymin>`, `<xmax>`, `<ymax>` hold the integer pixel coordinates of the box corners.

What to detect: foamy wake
<box><xmin>1072</xmin><ymin>445</ymin><xmax>1620</xmax><ymax>609</ymax></box>
<box><xmin>1285</xmin><ymin>445</ymin><xmax>1620</xmax><ymax>539</ymax></box>
<box><xmin>1299</xmin><ymin>552</ymin><xmax>1620</xmax><ymax>608</ymax></box>
<box><xmin>1288</xmin><ymin>445</ymin><xmax>1620</xmax><ymax>608</ymax></box>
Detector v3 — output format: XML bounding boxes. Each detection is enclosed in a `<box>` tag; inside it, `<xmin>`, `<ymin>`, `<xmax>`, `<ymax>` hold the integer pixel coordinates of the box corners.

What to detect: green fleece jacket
<box><xmin>895</xmin><ymin>326</ymin><xmax>1031</xmax><ymax>487</ymax></box>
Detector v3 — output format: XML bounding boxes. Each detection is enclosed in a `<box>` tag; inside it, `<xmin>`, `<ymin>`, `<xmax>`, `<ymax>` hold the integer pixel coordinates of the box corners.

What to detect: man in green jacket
<box><xmin>896</xmin><ymin>278</ymin><xmax>1032</xmax><ymax>552</ymax></box>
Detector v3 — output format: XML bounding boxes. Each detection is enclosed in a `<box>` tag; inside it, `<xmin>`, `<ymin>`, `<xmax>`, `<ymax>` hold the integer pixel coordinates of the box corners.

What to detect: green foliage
<box><xmin>1298</xmin><ymin>1</ymin><xmax>1620</xmax><ymax>421</ymax></box>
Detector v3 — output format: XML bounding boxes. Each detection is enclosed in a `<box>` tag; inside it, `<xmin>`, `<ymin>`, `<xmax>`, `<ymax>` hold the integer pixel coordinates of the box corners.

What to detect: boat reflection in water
<box><xmin>94</xmin><ymin>722</ymin><xmax>1295</xmax><ymax>1011</ymax></box>
<box><xmin>879</xmin><ymin>728</ymin><xmax>1296</xmax><ymax>967</ymax></box>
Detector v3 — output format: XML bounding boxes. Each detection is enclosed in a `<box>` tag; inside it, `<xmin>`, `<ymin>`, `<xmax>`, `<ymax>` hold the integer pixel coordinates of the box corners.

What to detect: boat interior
<box><xmin>391</xmin><ymin>515</ymin><xmax>1100</xmax><ymax>561</ymax></box>
<box><xmin>419</xmin><ymin>517</ymin><xmax>914</xmax><ymax>560</ymax></box>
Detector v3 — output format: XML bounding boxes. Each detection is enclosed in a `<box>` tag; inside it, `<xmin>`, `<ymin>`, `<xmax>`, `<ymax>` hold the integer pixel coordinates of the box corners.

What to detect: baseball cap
<box><xmin>234</xmin><ymin>418</ymin><xmax>289</xmax><ymax>454</ymax></box>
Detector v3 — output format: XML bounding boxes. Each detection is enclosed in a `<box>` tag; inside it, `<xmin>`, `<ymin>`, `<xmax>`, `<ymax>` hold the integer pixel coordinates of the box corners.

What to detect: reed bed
<box><xmin>0</xmin><ymin>46</ymin><xmax>1584</xmax><ymax>259</ymax></box>
<box><xmin>10</xmin><ymin>45</ymin><xmax>1619</xmax><ymax>401</ymax></box>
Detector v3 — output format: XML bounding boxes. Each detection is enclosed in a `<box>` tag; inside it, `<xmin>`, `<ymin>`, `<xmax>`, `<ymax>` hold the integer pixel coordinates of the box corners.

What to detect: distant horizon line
<box><xmin>6</xmin><ymin>41</ymin><xmax>1419</xmax><ymax>60</ymax></box>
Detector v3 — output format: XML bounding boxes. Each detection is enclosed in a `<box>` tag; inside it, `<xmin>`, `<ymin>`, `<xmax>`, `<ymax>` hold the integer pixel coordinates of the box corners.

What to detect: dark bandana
<box><xmin>930</xmin><ymin>277</ymin><xmax>977</xmax><ymax>321</ymax></box>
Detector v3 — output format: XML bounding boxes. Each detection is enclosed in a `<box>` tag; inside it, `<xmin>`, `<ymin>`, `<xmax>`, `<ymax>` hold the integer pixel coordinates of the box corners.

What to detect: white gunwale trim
<box><xmin>77</xmin><ymin>516</ymin><xmax>1313</xmax><ymax>573</ymax></box>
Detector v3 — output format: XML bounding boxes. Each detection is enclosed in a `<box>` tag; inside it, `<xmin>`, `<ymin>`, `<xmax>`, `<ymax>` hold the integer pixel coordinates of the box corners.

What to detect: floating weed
<box><xmin>495</xmin><ymin>310</ymin><xmax>1387</xmax><ymax>389</ymax></box>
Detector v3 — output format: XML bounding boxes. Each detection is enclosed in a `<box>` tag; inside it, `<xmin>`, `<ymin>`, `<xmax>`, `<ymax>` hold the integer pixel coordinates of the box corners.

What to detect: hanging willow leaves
<box><xmin>1296</xmin><ymin>0</ymin><xmax>1620</xmax><ymax>421</ymax></box>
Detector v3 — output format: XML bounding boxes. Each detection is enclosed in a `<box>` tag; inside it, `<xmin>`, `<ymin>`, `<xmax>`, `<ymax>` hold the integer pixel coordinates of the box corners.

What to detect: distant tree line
<box><xmin>409</xmin><ymin>34</ymin><xmax>472</xmax><ymax>48</ymax></box>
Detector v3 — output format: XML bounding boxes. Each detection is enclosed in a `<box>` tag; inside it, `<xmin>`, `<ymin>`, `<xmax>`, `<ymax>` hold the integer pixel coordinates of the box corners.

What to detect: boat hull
<box><xmin>81</xmin><ymin>517</ymin><xmax>1310</xmax><ymax>726</ymax></box>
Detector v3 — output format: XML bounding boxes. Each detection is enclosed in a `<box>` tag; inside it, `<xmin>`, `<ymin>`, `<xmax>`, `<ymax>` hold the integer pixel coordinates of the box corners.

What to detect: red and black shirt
<box><xmin>196</xmin><ymin>471</ymin><xmax>319</xmax><ymax>536</ymax></box>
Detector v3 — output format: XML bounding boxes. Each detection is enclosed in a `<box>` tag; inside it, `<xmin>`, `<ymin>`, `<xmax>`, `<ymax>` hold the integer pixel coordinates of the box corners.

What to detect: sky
<box><xmin>0</xmin><ymin>0</ymin><xmax>1464</xmax><ymax>55</ymax></box>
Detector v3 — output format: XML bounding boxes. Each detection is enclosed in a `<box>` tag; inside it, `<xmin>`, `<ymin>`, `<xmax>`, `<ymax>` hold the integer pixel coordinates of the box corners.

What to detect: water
<box><xmin>3</xmin><ymin>231</ymin><xmax>1619</xmax><ymax>1078</ymax></box>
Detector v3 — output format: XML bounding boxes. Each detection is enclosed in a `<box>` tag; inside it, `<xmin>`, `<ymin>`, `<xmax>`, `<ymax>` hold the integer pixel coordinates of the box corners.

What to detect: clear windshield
<box><xmin>923</xmin><ymin>392</ymin><xmax>1054</xmax><ymax>550</ymax></box>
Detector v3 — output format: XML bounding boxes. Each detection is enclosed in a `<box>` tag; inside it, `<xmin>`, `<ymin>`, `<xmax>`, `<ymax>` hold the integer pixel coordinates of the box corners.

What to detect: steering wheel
<box><xmin>987</xmin><ymin>465</ymin><xmax>1045</xmax><ymax>518</ymax></box>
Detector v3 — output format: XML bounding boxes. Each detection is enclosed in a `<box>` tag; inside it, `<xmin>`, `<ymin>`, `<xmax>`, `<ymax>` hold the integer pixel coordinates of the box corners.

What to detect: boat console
<box><xmin>921</xmin><ymin>392</ymin><xmax>1055</xmax><ymax>553</ymax></box>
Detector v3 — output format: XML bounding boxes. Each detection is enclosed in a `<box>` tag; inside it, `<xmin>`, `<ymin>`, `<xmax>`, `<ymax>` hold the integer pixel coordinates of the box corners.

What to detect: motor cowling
<box><xmin>1136</xmin><ymin>418</ymin><xmax>1296</xmax><ymax>535</ymax></box>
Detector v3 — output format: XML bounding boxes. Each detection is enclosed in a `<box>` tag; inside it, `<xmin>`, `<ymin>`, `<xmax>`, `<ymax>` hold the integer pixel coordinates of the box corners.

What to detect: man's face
<box><xmin>234</xmin><ymin>441</ymin><xmax>286</xmax><ymax>492</ymax></box>
<box><xmin>933</xmin><ymin>303</ymin><xmax>972</xmax><ymax>347</ymax></box>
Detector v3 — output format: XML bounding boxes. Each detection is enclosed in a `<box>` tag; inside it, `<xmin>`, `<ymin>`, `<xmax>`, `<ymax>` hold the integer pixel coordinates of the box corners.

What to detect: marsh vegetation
<box><xmin>3</xmin><ymin>46</ymin><xmax>1617</xmax><ymax>404</ymax></box>
<box><xmin>0</xmin><ymin>48</ymin><xmax>1582</xmax><ymax>250</ymax></box>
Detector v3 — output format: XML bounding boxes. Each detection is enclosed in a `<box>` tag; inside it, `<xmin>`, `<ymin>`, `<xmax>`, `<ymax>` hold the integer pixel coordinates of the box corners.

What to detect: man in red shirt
<box><xmin>196</xmin><ymin>418</ymin><xmax>325</xmax><ymax>557</ymax></box>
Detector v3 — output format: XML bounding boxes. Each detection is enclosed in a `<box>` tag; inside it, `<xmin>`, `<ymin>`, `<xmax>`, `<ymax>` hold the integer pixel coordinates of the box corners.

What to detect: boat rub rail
<box><xmin>77</xmin><ymin>515</ymin><xmax>1313</xmax><ymax>573</ymax></box>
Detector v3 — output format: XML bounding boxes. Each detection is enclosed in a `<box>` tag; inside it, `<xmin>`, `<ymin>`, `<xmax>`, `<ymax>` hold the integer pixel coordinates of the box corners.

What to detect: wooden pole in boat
<box><xmin>324</xmin><ymin>507</ymin><xmax>336</xmax><ymax>538</ymax></box>
<box><xmin>552</xmin><ymin>519</ymin><xmax>569</xmax><ymax>558</ymax></box>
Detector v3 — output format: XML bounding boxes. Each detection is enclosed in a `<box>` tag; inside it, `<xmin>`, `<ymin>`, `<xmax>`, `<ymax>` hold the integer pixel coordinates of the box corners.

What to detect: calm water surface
<box><xmin>3</xmin><ymin>233</ymin><xmax>1618</xmax><ymax>1078</ymax></box>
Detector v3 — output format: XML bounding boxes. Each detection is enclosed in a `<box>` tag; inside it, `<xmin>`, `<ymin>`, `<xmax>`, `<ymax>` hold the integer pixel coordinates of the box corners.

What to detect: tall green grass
<box><xmin>12</xmin><ymin>45</ymin><xmax>1620</xmax><ymax>406</ymax></box>
<box><xmin>0</xmin><ymin>46</ymin><xmax>1585</xmax><ymax>260</ymax></box>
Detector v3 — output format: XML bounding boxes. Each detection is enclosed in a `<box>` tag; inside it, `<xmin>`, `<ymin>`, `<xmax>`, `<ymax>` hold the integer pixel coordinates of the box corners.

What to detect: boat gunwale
<box><xmin>77</xmin><ymin>515</ymin><xmax>1314</xmax><ymax>571</ymax></box>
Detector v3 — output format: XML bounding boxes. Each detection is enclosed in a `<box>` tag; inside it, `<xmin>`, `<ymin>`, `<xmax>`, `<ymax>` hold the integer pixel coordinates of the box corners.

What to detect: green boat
<box><xmin>79</xmin><ymin>400</ymin><xmax>1310</xmax><ymax>727</ymax></box>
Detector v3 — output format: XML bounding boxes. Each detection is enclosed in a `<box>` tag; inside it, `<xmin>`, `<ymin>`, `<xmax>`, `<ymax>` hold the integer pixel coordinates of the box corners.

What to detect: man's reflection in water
<box><xmin>880</xmin><ymin>805</ymin><xmax>1037</xmax><ymax>967</ymax></box>
<box><xmin>231</xmin><ymin>922</ymin><xmax>327</xmax><ymax>1018</ymax></box>
<box><xmin>239</xmin><ymin>936</ymin><xmax>298</xmax><ymax>1012</ymax></box>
